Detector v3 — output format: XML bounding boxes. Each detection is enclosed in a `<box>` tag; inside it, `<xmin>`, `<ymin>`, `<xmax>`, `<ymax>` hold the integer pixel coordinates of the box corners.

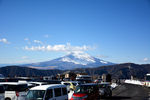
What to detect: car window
<box><xmin>54</xmin><ymin>88</ymin><xmax>61</xmax><ymax>97</ymax></box>
<box><xmin>74</xmin><ymin>85</ymin><xmax>88</xmax><ymax>93</ymax></box>
<box><xmin>45</xmin><ymin>89</ymin><xmax>53</xmax><ymax>100</ymax></box>
<box><xmin>74</xmin><ymin>85</ymin><xmax>98</xmax><ymax>93</ymax></box>
<box><xmin>26</xmin><ymin>90</ymin><xmax>45</xmax><ymax>100</ymax></box>
<box><xmin>62</xmin><ymin>87</ymin><xmax>67</xmax><ymax>95</ymax></box>
<box><xmin>72</xmin><ymin>83</ymin><xmax>77</xmax><ymax>86</ymax></box>
<box><xmin>64</xmin><ymin>83</ymin><xmax>70</xmax><ymax>86</ymax></box>
<box><xmin>5</xmin><ymin>84</ymin><xmax>28</xmax><ymax>92</ymax></box>
<box><xmin>86</xmin><ymin>85</ymin><xmax>97</xmax><ymax>93</ymax></box>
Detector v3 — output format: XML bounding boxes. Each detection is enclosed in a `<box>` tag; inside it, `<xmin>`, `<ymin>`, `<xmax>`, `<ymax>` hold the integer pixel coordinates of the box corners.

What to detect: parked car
<box><xmin>98</xmin><ymin>82</ymin><xmax>112</xmax><ymax>98</ymax></box>
<box><xmin>0</xmin><ymin>84</ymin><xmax>5</xmax><ymax>100</ymax></box>
<box><xmin>70</xmin><ymin>83</ymin><xmax>100</xmax><ymax>100</ymax></box>
<box><xmin>1</xmin><ymin>82</ymin><xmax>28</xmax><ymax>100</ymax></box>
<box><xmin>26</xmin><ymin>84</ymin><xmax>68</xmax><ymax>100</ymax></box>
<box><xmin>26</xmin><ymin>82</ymin><xmax>48</xmax><ymax>89</ymax></box>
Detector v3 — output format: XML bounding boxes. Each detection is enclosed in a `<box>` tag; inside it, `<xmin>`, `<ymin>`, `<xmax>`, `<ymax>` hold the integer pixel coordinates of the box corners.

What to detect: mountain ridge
<box><xmin>0</xmin><ymin>63</ymin><xmax>150</xmax><ymax>79</ymax></box>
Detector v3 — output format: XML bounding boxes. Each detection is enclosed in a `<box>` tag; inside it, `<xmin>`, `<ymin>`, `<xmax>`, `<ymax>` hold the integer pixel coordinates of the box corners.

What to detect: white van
<box><xmin>1</xmin><ymin>82</ymin><xmax>28</xmax><ymax>100</ymax></box>
<box><xmin>26</xmin><ymin>84</ymin><xmax>68</xmax><ymax>100</ymax></box>
<box><xmin>0</xmin><ymin>84</ymin><xmax>5</xmax><ymax>100</ymax></box>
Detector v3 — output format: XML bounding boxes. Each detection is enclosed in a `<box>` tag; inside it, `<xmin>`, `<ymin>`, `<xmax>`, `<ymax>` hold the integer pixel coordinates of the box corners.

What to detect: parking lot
<box><xmin>101</xmin><ymin>83</ymin><xmax>150</xmax><ymax>100</ymax></box>
<box><xmin>1</xmin><ymin>77</ymin><xmax>150</xmax><ymax>100</ymax></box>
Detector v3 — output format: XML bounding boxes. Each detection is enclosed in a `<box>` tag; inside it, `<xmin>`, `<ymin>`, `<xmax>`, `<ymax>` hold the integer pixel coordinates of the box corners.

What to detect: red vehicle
<box><xmin>70</xmin><ymin>83</ymin><xmax>100</xmax><ymax>100</ymax></box>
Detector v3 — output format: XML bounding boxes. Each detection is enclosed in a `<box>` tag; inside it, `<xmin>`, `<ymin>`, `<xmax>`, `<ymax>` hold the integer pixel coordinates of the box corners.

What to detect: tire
<box><xmin>5</xmin><ymin>98</ymin><xmax>11</xmax><ymax>100</ymax></box>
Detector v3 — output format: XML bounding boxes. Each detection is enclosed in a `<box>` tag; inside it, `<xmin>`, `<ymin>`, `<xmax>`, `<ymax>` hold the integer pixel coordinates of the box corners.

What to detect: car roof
<box><xmin>0</xmin><ymin>82</ymin><xmax>27</xmax><ymax>85</ymax></box>
<box><xmin>30</xmin><ymin>84</ymin><xmax>66</xmax><ymax>90</ymax></box>
<box><xmin>29</xmin><ymin>82</ymin><xmax>45</xmax><ymax>84</ymax></box>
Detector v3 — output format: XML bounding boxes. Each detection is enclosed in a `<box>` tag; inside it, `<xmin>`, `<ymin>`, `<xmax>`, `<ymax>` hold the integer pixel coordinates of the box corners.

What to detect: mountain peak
<box><xmin>59</xmin><ymin>51</ymin><xmax>96</xmax><ymax>65</ymax></box>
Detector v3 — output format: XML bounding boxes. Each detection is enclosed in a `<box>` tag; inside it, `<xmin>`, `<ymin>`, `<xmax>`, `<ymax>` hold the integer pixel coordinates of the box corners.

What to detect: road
<box><xmin>101</xmin><ymin>83</ymin><xmax>150</xmax><ymax>100</ymax></box>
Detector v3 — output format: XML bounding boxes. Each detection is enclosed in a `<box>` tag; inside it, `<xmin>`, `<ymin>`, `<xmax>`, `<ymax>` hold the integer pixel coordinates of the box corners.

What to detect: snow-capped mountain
<box><xmin>24</xmin><ymin>52</ymin><xmax>114</xmax><ymax>70</ymax></box>
<box><xmin>60</xmin><ymin>51</ymin><xmax>96</xmax><ymax>65</ymax></box>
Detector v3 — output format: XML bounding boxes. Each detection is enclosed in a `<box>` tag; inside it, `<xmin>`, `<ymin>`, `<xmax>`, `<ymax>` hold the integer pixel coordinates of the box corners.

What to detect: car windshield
<box><xmin>26</xmin><ymin>90</ymin><xmax>45</xmax><ymax>100</ymax></box>
<box><xmin>64</xmin><ymin>83</ymin><xmax>70</xmax><ymax>86</ymax></box>
<box><xmin>74</xmin><ymin>85</ymin><xmax>96</xmax><ymax>93</ymax></box>
<box><xmin>72</xmin><ymin>83</ymin><xmax>77</xmax><ymax>86</ymax></box>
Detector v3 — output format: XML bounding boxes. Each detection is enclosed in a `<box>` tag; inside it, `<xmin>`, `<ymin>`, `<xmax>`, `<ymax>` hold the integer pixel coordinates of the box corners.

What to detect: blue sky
<box><xmin>0</xmin><ymin>0</ymin><xmax>150</xmax><ymax>64</ymax></box>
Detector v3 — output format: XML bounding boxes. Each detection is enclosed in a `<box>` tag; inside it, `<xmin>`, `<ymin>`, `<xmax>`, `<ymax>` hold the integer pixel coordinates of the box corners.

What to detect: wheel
<box><xmin>5</xmin><ymin>98</ymin><xmax>11</xmax><ymax>100</ymax></box>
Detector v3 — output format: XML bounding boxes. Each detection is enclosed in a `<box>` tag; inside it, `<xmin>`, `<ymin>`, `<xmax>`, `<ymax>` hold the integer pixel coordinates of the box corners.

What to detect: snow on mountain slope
<box><xmin>23</xmin><ymin>52</ymin><xmax>114</xmax><ymax>70</ymax></box>
<box><xmin>60</xmin><ymin>51</ymin><xmax>96</xmax><ymax>65</ymax></box>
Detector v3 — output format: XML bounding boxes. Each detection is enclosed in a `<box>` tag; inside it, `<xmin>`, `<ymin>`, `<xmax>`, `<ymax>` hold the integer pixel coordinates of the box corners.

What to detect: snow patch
<box><xmin>61</xmin><ymin>57</ymin><xmax>87</xmax><ymax>65</ymax></box>
<box><xmin>70</xmin><ymin>51</ymin><xmax>96</xmax><ymax>63</ymax></box>
<box><xmin>60</xmin><ymin>51</ymin><xmax>96</xmax><ymax>65</ymax></box>
<box><xmin>100</xmin><ymin>60</ymin><xmax>108</xmax><ymax>64</ymax></box>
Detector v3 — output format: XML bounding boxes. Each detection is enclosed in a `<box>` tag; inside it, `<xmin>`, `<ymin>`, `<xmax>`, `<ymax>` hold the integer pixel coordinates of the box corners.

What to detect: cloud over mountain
<box><xmin>23</xmin><ymin>43</ymin><xmax>93</xmax><ymax>53</ymax></box>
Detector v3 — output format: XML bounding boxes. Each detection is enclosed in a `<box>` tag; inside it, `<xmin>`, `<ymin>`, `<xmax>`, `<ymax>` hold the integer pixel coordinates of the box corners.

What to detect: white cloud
<box><xmin>23</xmin><ymin>43</ymin><xmax>93</xmax><ymax>53</ymax></box>
<box><xmin>24</xmin><ymin>38</ymin><xmax>43</xmax><ymax>45</ymax></box>
<box><xmin>0</xmin><ymin>38</ymin><xmax>10</xmax><ymax>44</ymax></box>
<box><xmin>33</xmin><ymin>40</ymin><xmax>43</xmax><ymax>44</ymax></box>
<box><xmin>44</xmin><ymin>34</ymin><xmax>49</xmax><ymax>38</ymax></box>
<box><xmin>143</xmin><ymin>58</ymin><xmax>149</xmax><ymax>62</ymax></box>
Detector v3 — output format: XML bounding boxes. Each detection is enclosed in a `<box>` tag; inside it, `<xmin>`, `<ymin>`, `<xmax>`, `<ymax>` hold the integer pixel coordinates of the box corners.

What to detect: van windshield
<box><xmin>26</xmin><ymin>90</ymin><xmax>45</xmax><ymax>100</ymax></box>
<box><xmin>72</xmin><ymin>83</ymin><xmax>77</xmax><ymax>86</ymax></box>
